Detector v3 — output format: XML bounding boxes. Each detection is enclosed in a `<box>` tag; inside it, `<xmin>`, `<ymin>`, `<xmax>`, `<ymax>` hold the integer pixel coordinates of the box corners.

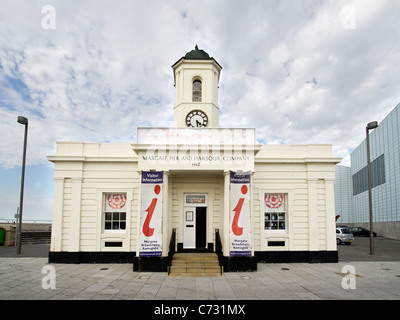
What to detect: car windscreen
<box><xmin>342</xmin><ymin>228</ymin><xmax>352</xmax><ymax>234</ymax></box>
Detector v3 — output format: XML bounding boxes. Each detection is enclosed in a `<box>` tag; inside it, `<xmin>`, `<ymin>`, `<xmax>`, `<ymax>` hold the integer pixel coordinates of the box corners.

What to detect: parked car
<box><xmin>336</xmin><ymin>227</ymin><xmax>354</xmax><ymax>245</ymax></box>
<box><xmin>349</xmin><ymin>227</ymin><xmax>377</xmax><ymax>237</ymax></box>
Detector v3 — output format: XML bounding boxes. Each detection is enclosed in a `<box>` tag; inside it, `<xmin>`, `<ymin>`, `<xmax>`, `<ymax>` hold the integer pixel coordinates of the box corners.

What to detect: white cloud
<box><xmin>220</xmin><ymin>0</ymin><xmax>400</xmax><ymax>165</ymax></box>
<box><xmin>0</xmin><ymin>0</ymin><xmax>399</xmax><ymax>170</ymax></box>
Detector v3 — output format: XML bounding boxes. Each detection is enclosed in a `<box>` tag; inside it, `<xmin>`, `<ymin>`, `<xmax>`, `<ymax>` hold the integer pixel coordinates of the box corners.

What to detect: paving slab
<box><xmin>2</xmin><ymin>257</ymin><xmax>398</xmax><ymax>300</ymax></box>
<box><xmin>1</xmin><ymin>240</ymin><xmax>400</xmax><ymax>301</ymax></box>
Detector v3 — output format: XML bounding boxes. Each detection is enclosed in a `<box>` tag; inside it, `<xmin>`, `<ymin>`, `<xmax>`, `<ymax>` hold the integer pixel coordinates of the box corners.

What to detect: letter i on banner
<box><xmin>139</xmin><ymin>171</ymin><xmax>163</xmax><ymax>257</ymax></box>
<box><xmin>230</xmin><ymin>171</ymin><xmax>251</xmax><ymax>256</ymax></box>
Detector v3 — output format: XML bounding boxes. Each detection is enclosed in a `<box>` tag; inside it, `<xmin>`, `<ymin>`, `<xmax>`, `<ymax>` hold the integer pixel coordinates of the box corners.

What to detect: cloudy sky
<box><xmin>1</xmin><ymin>0</ymin><xmax>399</xmax><ymax>221</ymax></box>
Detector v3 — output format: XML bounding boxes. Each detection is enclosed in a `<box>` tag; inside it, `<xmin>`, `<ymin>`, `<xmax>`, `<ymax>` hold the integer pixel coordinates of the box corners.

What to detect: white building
<box><xmin>48</xmin><ymin>46</ymin><xmax>340</xmax><ymax>271</ymax></box>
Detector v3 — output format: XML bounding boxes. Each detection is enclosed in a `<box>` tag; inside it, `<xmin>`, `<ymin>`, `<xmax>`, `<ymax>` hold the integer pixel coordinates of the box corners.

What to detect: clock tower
<box><xmin>172</xmin><ymin>45</ymin><xmax>222</xmax><ymax>128</ymax></box>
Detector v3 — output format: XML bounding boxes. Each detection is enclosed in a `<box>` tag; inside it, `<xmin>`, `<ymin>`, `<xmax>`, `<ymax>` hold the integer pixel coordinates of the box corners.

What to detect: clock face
<box><xmin>186</xmin><ymin>110</ymin><xmax>208</xmax><ymax>127</ymax></box>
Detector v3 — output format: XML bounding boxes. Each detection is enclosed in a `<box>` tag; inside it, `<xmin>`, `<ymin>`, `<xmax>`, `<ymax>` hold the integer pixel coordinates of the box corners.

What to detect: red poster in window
<box><xmin>265</xmin><ymin>194</ymin><xmax>284</xmax><ymax>210</ymax></box>
<box><xmin>107</xmin><ymin>194</ymin><xmax>127</xmax><ymax>210</ymax></box>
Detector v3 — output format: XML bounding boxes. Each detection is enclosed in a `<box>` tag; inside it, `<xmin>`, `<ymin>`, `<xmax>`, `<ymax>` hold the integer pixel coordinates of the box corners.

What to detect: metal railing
<box><xmin>215</xmin><ymin>229</ymin><xmax>223</xmax><ymax>275</ymax></box>
<box><xmin>167</xmin><ymin>228</ymin><xmax>176</xmax><ymax>275</ymax></box>
<box><xmin>21</xmin><ymin>231</ymin><xmax>51</xmax><ymax>244</ymax></box>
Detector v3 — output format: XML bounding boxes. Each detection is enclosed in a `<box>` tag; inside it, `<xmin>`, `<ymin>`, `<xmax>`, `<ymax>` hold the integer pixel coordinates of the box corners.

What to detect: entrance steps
<box><xmin>168</xmin><ymin>253</ymin><xmax>222</xmax><ymax>277</ymax></box>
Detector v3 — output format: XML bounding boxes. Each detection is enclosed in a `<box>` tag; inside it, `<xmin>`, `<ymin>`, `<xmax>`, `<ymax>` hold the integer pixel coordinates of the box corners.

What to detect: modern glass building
<box><xmin>334</xmin><ymin>165</ymin><xmax>352</xmax><ymax>223</ymax></box>
<box><xmin>335</xmin><ymin>103</ymin><xmax>400</xmax><ymax>239</ymax></box>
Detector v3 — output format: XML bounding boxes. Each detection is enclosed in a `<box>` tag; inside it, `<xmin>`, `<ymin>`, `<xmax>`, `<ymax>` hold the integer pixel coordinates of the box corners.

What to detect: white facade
<box><xmin>48</xmin><ymin>47</ymin><xmax>340</xmax><ymax>270</ymax></box>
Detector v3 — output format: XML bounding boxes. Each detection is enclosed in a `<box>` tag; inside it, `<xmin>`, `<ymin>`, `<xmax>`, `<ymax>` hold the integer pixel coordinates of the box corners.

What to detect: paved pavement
<box><xmin>0</xmin><ymin>243</ymin><xmax>50</xmax><ymax>258</ymax></box>
<box><xmin>337</xmin><ymin>236</ymin><xmax>400</xmax><ymax>261</ymax></box>
<box><xmin>0</xmin><ymin>238</ymin><xmax>400</xmax><ymax>301</ymax></box>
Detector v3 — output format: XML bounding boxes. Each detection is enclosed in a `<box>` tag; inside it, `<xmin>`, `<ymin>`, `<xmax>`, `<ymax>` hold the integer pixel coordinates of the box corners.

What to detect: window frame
<box><xmin>192</xmin><ymin>79</ymin><xmax>202</xmax><ymax>102</ymax></box>
<box><xmin>264</xmin><ymin>193</ymin><xmax>288</xmax><ymax>231</ymax></box>
<box><xmin>103</xmin><ymin>193</ymin><xmax>128</xmax><ymax>232</ymax></box>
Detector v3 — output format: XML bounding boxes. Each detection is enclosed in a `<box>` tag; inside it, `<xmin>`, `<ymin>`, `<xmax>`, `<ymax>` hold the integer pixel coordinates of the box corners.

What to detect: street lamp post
<box><xmin>17</xmin><ymin>116</ymin><xmax>28</xmax><ymax>255</ymax></box>
<box><xmin>366</xmin><ymin>121</ymin><xmax>378</xmax><ymax>255</ymax></box>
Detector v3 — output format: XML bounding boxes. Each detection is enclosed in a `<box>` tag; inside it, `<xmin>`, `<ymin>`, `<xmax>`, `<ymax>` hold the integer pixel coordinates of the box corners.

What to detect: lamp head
<box><xmin>17</xmin><ymin>116</ymin><xmax>28</xmax><ymax>125</ymax></box>
<box><xmin>367</xmin><ymin>121</ymin><xmax>378</xmax><ymax>130</ymax></box>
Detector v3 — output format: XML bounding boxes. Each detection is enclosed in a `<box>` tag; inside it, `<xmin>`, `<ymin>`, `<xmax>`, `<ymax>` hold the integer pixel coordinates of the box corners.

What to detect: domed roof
<box><xmin>184</xmin><ymin>45</ymin><xmax>211</xmax><ymax>60</ymax></box>
<box><xmin>171</xmin><ymin>45</ymin><xmax>222</xmax><ymax>70</ymax></box>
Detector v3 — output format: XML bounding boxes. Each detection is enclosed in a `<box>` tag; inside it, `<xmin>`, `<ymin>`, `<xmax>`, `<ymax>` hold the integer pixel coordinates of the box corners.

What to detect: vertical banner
<box><xmin>230</xmin><ymin>171</ymin><xmax>251</xmax><ymax>256</ymax></box>
<box><xmin>139</xmin><ymin>171</ymin><xmax>163</xmax><ymax>257</ymax></box>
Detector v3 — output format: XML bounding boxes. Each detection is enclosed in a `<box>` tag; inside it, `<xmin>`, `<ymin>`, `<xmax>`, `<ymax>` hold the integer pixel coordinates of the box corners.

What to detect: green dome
<box><xmin>171</xmin><ymin>45</ymin><xmax>222</xmax><ymax>70</ymax></box>
<box><xmin>184</xmin><ymin>45</ymin><xmax>211</xmax><ymax>60</ymax></box>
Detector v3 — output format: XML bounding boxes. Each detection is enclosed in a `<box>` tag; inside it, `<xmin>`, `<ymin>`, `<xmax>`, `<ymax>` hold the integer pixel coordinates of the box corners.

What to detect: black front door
<box><xmin>196</xmin><ymin>207</ymin><xmax>207</xmax><ymax>249</ymax></box>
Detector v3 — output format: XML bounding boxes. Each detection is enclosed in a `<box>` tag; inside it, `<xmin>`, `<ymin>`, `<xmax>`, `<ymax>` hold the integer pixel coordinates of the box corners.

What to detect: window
<box><xmin>186</xmin><ymin>194</ymin><xmax>206</xmax><ymax>204</ymax></box>
<box><xmin>264</xmin><ymin>194</ymin><xmax>287</xmax><ymax>230</ymax></box>
<box><xmin>104</xmin><ymin>193</ymin><xmax>127</xmax><ymax>230</ymax></box>
<box><xmin>192</xmin><ymin>80</ymin><xmax>202</xmax><ymax>102</ymax></box>
<box><xmin>352</xmin><ymin>154</ymin><xmax>385</xmax><ymax>196</ymax></box>
<box><xmin>342</xmin><ymin>228</ymin><xmax>352</xmax><ymax>235</ymax></box>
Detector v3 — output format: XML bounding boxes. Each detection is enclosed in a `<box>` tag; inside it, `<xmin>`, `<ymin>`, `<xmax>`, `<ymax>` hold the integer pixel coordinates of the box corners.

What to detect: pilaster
<box><xmin>50</xmin><ymin>177</ymin><xmax>64</xmax><ymax>252</ymax></box>
<box><xmin>70</xmin><ymin>177</ymin><xmax>82</xmax><ymax>252</ymax></box>
<box><xmin>162</xmin><ymin>171</ymin><xmax>169</xmax><ymax>256</ymax></box>
<box><xmin>307</xmin><ymin>178</ymin><xmax>319</xmax><ymax>251</ymax></box>
<box><xmin>223</xmin><ymin>170</ymin><xmax>230</xmax><ymax>256</ymax></box>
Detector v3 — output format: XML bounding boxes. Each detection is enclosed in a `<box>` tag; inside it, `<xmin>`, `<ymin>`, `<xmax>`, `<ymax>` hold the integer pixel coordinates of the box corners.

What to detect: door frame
<box><xmin>183</xmin><ymin>194</ymin><xmax>208</xmax><ymax>250</ymax></box>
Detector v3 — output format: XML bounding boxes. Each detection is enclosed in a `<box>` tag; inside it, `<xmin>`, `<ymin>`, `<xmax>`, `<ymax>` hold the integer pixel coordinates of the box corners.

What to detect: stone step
<box><xmin>171</xmin><ymin>263</ymin><xmax>220</xmax><ymax>270</ymax></box>
<box><xmin>168</xmin><ymin>253</ymin><xmax>222</xmax><ymax>277</ymax></box>
<box><xmin>173</xmin><ymin>253</ymin><xmax>218</xmax><ymax>261</ymax></box>
<box><xmin>171</xmin><ymin>262</ymin><xmax>218</xmax><ymax>268</ymax></box>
